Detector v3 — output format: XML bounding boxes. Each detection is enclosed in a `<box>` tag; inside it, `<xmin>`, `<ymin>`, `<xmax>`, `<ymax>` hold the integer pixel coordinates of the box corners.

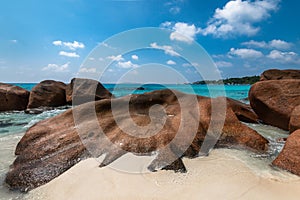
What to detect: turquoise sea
<box><xmin>9</xmin><ymin>83</ymin><xmax>250</xmax><ymax>99</ymax></box>
<box><xmin>0</xmin><ymin>83</ymin><xmax>289</xmax><ymax>200</ymax></box>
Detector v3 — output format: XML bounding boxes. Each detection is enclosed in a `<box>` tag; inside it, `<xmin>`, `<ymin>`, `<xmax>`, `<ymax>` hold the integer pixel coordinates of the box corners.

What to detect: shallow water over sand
<box><xmin>0</xmin><ymin>109</ymin><xmax>67</xmax><ymax>200</ymax></box>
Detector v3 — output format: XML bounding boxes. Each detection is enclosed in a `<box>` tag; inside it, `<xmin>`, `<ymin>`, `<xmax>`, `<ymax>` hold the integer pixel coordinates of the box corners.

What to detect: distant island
<box><xmin>191</xmin><ymin>75</ymin><xmax>260</xmax><ymax>85</ymax></box>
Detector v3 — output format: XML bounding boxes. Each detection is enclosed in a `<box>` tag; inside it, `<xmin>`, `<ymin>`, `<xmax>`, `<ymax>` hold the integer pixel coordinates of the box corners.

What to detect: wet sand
<box><xmin>27</xmin><ymin>149</ymin><xmax>300</xmax><ymax>200</ymax></box>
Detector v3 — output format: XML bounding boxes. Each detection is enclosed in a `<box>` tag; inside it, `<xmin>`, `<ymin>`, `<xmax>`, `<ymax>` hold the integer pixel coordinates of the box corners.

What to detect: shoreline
<box><xmin>27</xmin><ymin>148</ymin><xmax>300</xmax><ymax>200</ymax></box>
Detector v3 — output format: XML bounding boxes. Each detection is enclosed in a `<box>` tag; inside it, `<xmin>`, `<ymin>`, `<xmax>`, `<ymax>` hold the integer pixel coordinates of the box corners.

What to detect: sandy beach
<box><xmin>27</xmin><ymin>149</ymin><xmax>300</xmax><ymax>200</ymax></box>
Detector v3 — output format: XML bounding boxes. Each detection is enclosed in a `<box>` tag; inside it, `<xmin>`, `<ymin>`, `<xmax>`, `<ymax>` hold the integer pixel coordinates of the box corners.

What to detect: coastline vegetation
<box><xmin>191</xmin><ymin>75</ymin><xmax>260</xmax><ymax>85</ymax></box>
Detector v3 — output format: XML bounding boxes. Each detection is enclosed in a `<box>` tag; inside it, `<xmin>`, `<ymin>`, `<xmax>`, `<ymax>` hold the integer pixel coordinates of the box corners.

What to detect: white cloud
<box><xmin>150</xmin><ymin>42</ymin><xmax>180</xmax><ymax>56</ymax></box>
<box><xmin>182</xmin><ymin>62</ymin><xmax>201</xmax><ymax>67</ymax></box>
<box><xmin>269</xmin><ymin>39</ymin><xmax>292</xmax><ymax>50</ymax></box>
<box><xmin>165</xmin><ymin>0</ymin><xmax>184</xmax><ymax>15</ymax></box>
<box><xmin>215</xmin><ymin>61</ymin><xmax>233</xmax><ymax>68</ymax></box>
<box><xmin>117</xmin><ymin>61</ymin><xmax>139</xmax><ymax>69</ymax></box>
<box><xmin>63</xmin><ymin>41</ymin><xmax>85</xmax><ymax>50</ymax></box>
<box><xmin>79</xmin><ymin>67</ymin><xmax>97</xmax><ymax>73</ymax></box>
<box><xmin>59</xmin><ymin>51</ymin><xmax>80</xmax><ymax>58</ymax></box>
<box><xmin>131</xmin><ymin>55</ymin><xmax>139</xmax><ymax>60</ymax></box>
<box><xmin>242</xmin><ymin>39</ymin><xmax>292</xmax><ymax>50</ymax></box>
<box><xmin>10</xmin><ymin>40</ymin><xmax>18</xmax><ymax>43</ymax></box>
<box><xmin>53</xmin><ymin>40</ymin><xmax>62</xmax><ymax>46</ymax></box>
<box><xmin>170</xmin><ymin>22</ymin><xmax>200</xmax><ymax>43</ymax></box>
<box><xmin>241</xmin><ymin>40</ymin><xmax>267</xmax><ymax>48</ymax></box>
<box><xmin>167</xmin><ymin>60</ymin><xmax>176</xmax><ymax>65</ymax></box>
<box><xmin>200</xmin><ymin>0</ymin><xmax>280</xmax><ymax>37</ymax></box>
<box><xmin>229</xmin><ymin>48</ymin><xmax>263</xmax><ymax>59</ymax></box>
<box><xmin>107</xmin><ymin>55</ymin><xmax>124</xmax><ymax>61</ymax></box>
<box><xmin>42</xmin><ymin>62</ymin><xmax>70</xmax><ymax>72</ymax></box>
<box><xmin>100</xmin><ymin>42</ymin><xmax>115</xmax><ymax>49</ymax></box>
<box><xmin>169</xmin><ymin>6</ymin><xmax>181</xmax><ymax>14</ymax></box>
<box><xmin>53</xmin><ymin>40</ymin><xmax>85</xmax><ymax>50</ymax></box>
<box><xmin>161</xmin><ymin>21</ymin><xmax>172</xmax><ymax>28</ymax></box>
<box><xmin>267</xmin><ymin>50</ymin><xmax>300</xmax><ymax>64</ymax></box>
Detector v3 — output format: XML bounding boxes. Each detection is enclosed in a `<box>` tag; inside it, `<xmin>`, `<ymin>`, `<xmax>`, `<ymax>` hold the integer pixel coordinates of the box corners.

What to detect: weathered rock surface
<box><xmin>290</xmin><ymin>105</ymin><xmax>300</xmax><ymax>133</ymax></box>
<box><xmin>225</xmin><ymin>97</ymin><xmax>259</xmax><ymax>123</ymax></box>
<box><xmin>5</xmin><ymin>90</ymin><xmax>268</xmax><ymax>191</ymax></box>
<box><xmin>0</xmin><ymin>83</ymin><xmax>30</xmax><ymax>111</ymax></box>
<box><xmin>260</xmin><ymin>69</ymin><xmax>300</xmax><ymax>81</ymax></box>
<box><xmin>65</xmin><ymin>78</ymin><xmax>113</xmax><ymax>105</ymax></box>
<box><xmin>273</xmin><ymin>129</ymin><xmax>300</xmax><ymax>176</ymax></box>
<box><xmin>249</xmin><ymin>80</ymin><xmax>300</xmax><ymax>130</ymax></box>
<box><xmin>27</xmin><ymin>80</ymin><xmax>66</xmax><ymax>109</ymax></box>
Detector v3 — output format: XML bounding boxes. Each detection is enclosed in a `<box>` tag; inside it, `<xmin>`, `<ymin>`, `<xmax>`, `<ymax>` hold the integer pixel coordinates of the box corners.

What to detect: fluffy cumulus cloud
<box><xmin>107</xmin><ymin>55</ymin><xmax>124</xmax><ymax>61</ymax></box>
<box><xmin>131</xmin><ymin>55</ymin><xmax>139</xmax><ymax>60</ymax></box>
<box><xmin>269</xmin><ymin>39</ymin><xmax>292</xmax><ymax>50</ymax></box>
<box><xmin>42</xmin><ymin>62</ymin><xmax>70</xmax><ymax>72</ymax></box>
<box><xmin>267</xmin><ymin>50</ymin><xmax>300</xmax><ymax>64</ymax></box>
<box><xmin>52</xmin><ymin>40</ymin><xmax>62</xmax><ymax>46</ymax></box>
<box><xmin>170</xmin><ymin>22</ymin><xmax>200</xmax><ymax>43</ymax></box>
<box><xmin>59</xmin><ymin>51</ymin><xmax>80</xmax><ymax>58</ymax></box>
<box><xmin>241</xmin><ymin>40</ymin><xmax>267</xmax><ymax>48</ymax></box>
<box><xmin>162</xmin><ymin>22</ymin><xmax>199</xmax><ymax>43</ymax></box>
<box><xmin>242</xmin><ymin>39</ymin><xmax>292</xmax><ymax>50</ymax></box>
<box><xmin>79</xmin><ymin>67</ymin><xmax>97</xmax><ymax>73</ymax></box>
<box><xmin>150</xmin><ymin>42</ymin><xmax>180</xmax><ymax>56</ymax></box>
<box><xmin>166</xmin><ymin>60</ymin><xmax>176</xmax><ymax>65</ymax></box>
<box><xmin>229</xmin><ymin>48</ymin><xmax>263</xmax><ymax>59</ymax></box>
<box><xmin>117</xmin><ymin>61</ymin><xmax>139</xmax><ymax>69</ymax></box>
<box><xmin>200</xmin><ymin>0</ymin><xmax>280</xmax><ymax>37</ymax></box>
<box><xmin>53</xmin><ymin>40</ymin><xmax>85</xmax><ymax>50</ymax></box>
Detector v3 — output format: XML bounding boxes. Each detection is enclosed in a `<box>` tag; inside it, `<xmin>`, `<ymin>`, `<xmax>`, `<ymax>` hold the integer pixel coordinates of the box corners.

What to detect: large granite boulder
<box><xmin>5</xmin><ymin>90</ymin><xmax>268</xmax><ymax>191</ymax></box>
<box><xmin>273</xmin><ymin>129</ymin><xmax>300</xmax><ymax>176</ymax></box>
<box><xmin>260</xmin><ymin>69</ymin><xmax>300</xmax><ymax>81</ymax></box>
<box><xmin>0</xmin><ymin>83</ymin><xmax>29</xmax><ymax>111</ymax></box>
<box><xmin>27</xmin><ymin>80</ymin><xmax>66</xmax><ymax>109</ymax></box>
<box><xmin>65</xmin><ymin>78</ymin><xmax>113</xmax><ymax>105</ymax></box>
<box><xmin>249</xmin><ymin>80</ymin><xmax>300</xmax><ymax>130</ymax></box>
<box><xmin>290</xmin><ymin>105</ymin><xmax>300</xmax><ymax>133</ymax></box>
<box><xmin>225</xmin><ymin>97</ymin><xmax>259</xmax><ymax>123</ymax></box>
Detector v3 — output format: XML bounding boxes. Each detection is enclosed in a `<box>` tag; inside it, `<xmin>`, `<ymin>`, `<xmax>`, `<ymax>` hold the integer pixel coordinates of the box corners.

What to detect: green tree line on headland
<box><xmin>192</xmin><ymin>75</ymin><xmax>260</xmax><ymax>85</ymax></box>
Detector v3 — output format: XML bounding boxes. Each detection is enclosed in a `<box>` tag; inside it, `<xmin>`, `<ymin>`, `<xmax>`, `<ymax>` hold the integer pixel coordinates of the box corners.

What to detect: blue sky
<box><xmin>0</xmin><ymin>0</ymin><xmax>299</xmax><ymax>83</ymax></box>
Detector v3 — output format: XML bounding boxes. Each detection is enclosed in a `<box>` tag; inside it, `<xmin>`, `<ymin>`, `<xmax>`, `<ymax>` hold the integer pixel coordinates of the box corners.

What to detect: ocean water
<box><xmin>0</xmin><ymin>83</ymin><xmax>291</xmax><ymax>199</ymax></box>
<box><xmin>9</xmin><ymin>83</ymin><xmax>250</xmax><ymax>100</ymax></box>
<box><xmin>106</xmin><ymin>84</ymin><xmax>249</xmax><ymax>100</ymax></box>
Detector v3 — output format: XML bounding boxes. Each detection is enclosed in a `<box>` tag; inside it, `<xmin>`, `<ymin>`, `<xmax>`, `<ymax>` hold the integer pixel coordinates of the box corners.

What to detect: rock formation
<box><xmin>0</xmin><ymin>83</ymin><xmax>30</xmax><ymax>111</ymax></box>
<box><xmin>249</xmin><ymin>80</ymin><xmax>300</xmax><ymax>130</ymax></box>
<box><xmin>289</xmin><ymin>105</ymin><xmax>300</xmax><ymax>133</ymax></box>
<box><xmin>27</xmin><ymin>80</ymin><xmax>66</xmax><ymax>109</ymax></box>
<box><xmin>225</xmin><ymin>97</ymin><xmax>259</xmax><ymax>123</ymax></box>
<box><xmin>273</xmin><ymin>129</ymin><xmax>300</xmax><ymax>176</ymax></box>
<box><xmin>5</xmin><ymin>89</ymin><xmax>268</xmax><ymax>191</ymax></box>
<box><xmin>260</xmin><ymin>69</ymin><xmax>300</xmax><ymax>81</ymax></box>
<box><xmin>65</xmin><ymin>78</ymin><xmax>113</xmax><ymax>105</ymax></box>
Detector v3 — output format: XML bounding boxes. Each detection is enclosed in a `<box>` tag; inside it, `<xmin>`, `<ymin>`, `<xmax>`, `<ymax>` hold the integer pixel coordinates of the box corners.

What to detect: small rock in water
<box><xmin>136</xmin><ymin>87</ymin><xmax>145</xmax><ymax>90</ymax></box>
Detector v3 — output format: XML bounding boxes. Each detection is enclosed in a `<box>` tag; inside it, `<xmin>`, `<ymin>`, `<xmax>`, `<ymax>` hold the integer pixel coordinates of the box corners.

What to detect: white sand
<box><xmin>28</xmin><ymin>149</ymin><xmax>300</xmax><ymax>200</ymax></box>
